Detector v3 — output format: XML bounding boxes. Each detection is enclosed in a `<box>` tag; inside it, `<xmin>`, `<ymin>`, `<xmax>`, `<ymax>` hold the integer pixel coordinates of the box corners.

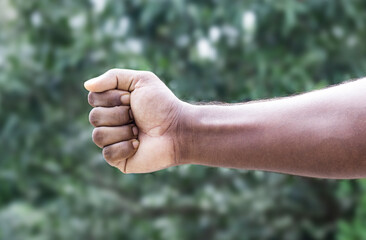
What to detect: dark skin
<box><xmin>85</xmin><ymin>69</ymin><xmax>366</xmax><ymax>179</ymax></box>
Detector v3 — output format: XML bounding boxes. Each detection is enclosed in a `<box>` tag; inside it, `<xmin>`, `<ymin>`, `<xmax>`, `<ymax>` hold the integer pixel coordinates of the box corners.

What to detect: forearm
<box><xmin>177</xmin><ymin>78</ymin><xmax>366</xmax><ymax>179</ymax></box>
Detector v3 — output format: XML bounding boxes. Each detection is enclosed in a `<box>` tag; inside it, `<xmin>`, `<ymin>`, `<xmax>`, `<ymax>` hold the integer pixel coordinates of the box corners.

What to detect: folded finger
<box><xmin>102</xmin><ymin>140</ymin><xmax>139</xmax><ymax>167</ymax></box>
<box><xmin>92</xmin><ymin>125</ymin><xmax>138</xmax><ymax>148</ymax></box>
<box><xmin>88</xmin><ymin>90</ymin><xmax>130</xmax><ymax>107</ymax></box>
<box><xmin>84</xmin><ymin>69</ymin><xmax>139</xmax><ymax>92</ymax></box>
<box><xmin>89</xmin><ymin>106</ymin><xmax>131</xmax><ymax>127</ymax></box>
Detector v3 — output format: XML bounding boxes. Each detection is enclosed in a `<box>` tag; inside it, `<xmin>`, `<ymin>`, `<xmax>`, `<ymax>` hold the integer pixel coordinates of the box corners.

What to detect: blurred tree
<box><xmin>1</xmin><ymin>0</ymin><xmax>366</xmax><ymax>239</ymax></box>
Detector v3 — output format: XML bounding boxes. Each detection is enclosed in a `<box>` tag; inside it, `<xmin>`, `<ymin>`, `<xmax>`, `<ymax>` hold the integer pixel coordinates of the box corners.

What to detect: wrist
<box><xmin>174</xmin><ymin>102</ymin><xmax>197</xmax><ymax>165</ymax></box>
<box><xmin>175</xmin><ymin>102</ymin><xmax>265</xmax><ymax>168</ymax></box>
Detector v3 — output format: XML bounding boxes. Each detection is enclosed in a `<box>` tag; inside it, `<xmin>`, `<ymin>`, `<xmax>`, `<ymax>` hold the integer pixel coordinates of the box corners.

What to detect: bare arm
<box><xmin>85</xmin><ymin>69</ymin><xmax>366</xmax><ymax>179</ymax></box>
<box><xmin>177</xmin><ymin>78</ymin><xmax>366</xmax><ymax>179</ymax></box>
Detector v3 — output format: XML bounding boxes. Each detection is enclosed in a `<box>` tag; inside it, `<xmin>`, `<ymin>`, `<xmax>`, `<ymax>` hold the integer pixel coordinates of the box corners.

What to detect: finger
<box><xmin>89</xmin><ymin>106</ymin><xmax>131</xmax><ymax>127</ymax></box>
<box><xmin>121</xmin><ymin>94</ymin><xmax>130</xmax><ymax>105</ymax></box>
<box><xmin>102</xmin><ymin>140</ymin><xmax>139</xmax><ymax>167</ymax></box>
<box><xmin>88</xmin><ymin>90</ymin><xmax>130</xmax><ymax>107</ymax></box>
<box><xmin>92</xmin><ymin>125</ymin><xmax>138</xmax><ymax>148</ymax></box>
<box><xmin>84</xmin><ymin>69</ymin><xmax>140</xmax><ymax>92</ymax></box>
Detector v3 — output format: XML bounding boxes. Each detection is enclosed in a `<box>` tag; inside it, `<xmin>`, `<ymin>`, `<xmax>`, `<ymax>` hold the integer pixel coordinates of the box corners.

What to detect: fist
<box><xmin>85</xmin><ymin>69</ymin><xmax>186</xmax><ymax>173</ymax></box>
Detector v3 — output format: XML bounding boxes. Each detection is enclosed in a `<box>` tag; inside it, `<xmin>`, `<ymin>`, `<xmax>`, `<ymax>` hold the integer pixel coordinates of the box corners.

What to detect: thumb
<box><xmin>84</xmin><ymin>69</ymin><xmax>138</xmax><ymax>92</ymax></box>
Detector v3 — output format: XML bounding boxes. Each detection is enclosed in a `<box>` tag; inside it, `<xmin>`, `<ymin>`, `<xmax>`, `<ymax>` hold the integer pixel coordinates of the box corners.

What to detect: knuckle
<box><xmin>106</xmin><ymin>92</ymin><xmax>121</xmax><ymax>106</ymax></box>
<box><xmin>115</xmin><ymin>106</ymin><xmax>129</xmax><ymax>123</ymax></box>
<box><xmin>142</xmin><ymin>70</ymin><xmax>155</xmax><ymax>78</ymax></box>
<box><xmin>92</xmin><ymin>128</ymin><xmax>104</xmax><ymax>147</ymax></box>
<box><xmin>107</xmin><ymin>68</ymin><xmax>119</xmax><ymax>76</ymax></box>
<box><xmin>88</xmin><ymin>108</ymin><xmax>99</xmax><ymax>126</ymax></box>
<box><xmin>138</xmin><ymin>71</ymin><xmax>156</xmax><ymax>82</ymax></box>
<box><xmin>102</xmin><ymin>146</ymin><xmax>113</xmax><ymax>162</ymax></box>
<box><xmin>88</xmin><ymin>92</ymin><xmax>95</xmax><ymax>106</ymax></box>
<box><xmin>121</xmin><ymin>142</ymin><xmax>134</xmax><ymax>158</ymax></box>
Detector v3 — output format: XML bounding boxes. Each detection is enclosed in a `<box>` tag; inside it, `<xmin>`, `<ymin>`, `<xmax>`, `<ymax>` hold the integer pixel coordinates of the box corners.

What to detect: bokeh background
<box><xmin>1</xmin><ymin>0</ymin><xmax>366</xmax><ymax>239</ymax></box>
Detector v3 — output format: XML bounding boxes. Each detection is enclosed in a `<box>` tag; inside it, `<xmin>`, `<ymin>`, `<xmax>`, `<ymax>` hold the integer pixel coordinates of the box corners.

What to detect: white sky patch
<box><xmin>90</xmin><ymin>49</ymin><xmax>107</xmax><ymax>61</ymax></box>
<box><xmin>176</xmin><ymin>35</ymin><xmax>189</xmax><ymax>47</ymax></box>
<box><xmin>0</xmin><ymin>47</ymin><xmax>5</xmax><ymax>66</ymax></box>
<box><xmin>222</xmin><ymin>25</ymin><xmax>239</xmax><ymax>39</ymax></box>
<box><xmin>69</xmin><ymin>13</ymin><xmax>86</xmax><ymax>30</ymax></box>
<box><xmin>115</xmin><ymin>17</ymin><xmax>129</xmax><ymax>37</ymax></box>
<box><xmin>103</xmin><ymin>19</ymin><xmax>114</xmax><ymax>36</ymax></box>
<box><xmin>102</xmin><ymin>18</ymin><xmax>129</xmax><ymax>37</ymax></box>
<box><xmin>197</xmin><ymin>38</ymin><xmax>217</xmax><ymax>60</ymax></box>
<box><xmin>90</xmin><ymin>0</ymin><xmax>107</xmax><ymax>14</ymax></box>
<box><xmin>242</xmin><ymin>11</ymin><xmax>256</xmax><ymax>32</ymax></box>
<box><xmin>222</xmin><ymin>25</ymin><xmax>239</xmax><ymax>46</ymax></box>
<box><xmin>332</xmin><ymin>26</ymin><xmax>344</xmax><ymax>39</ymax></box>
<box><xmin>31</xmin><ymin>12</ymin><xmax>42</xmax><ymax>27</ymax></box>
<box><xmin>209</xmin><ymin>26</ymin><xmax>221</xmax><ymax>42</ymax></box>
<box><xmin>0</xmin><ymin>0</ymin><xmax>17</xmax><ymax>22</ymax></box>
<box><xmin>126</xmin><ymin>38</ymin><xmax>143</xmax><ymax>54</ymax></box>
<box><xmin>242</xmin><ymin>11</ymin><xmax>257</xmax><ymax>43</ymax></box>
<box><xmin>347</xmin><ymin>35</ymin><xmax>358</xmax><ymax>48</ymax></box>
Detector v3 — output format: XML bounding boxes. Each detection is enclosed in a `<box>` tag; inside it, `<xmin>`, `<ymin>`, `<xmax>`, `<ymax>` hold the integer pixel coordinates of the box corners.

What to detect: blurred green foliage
<box><xmin>1</xmin><ymin>0</ymin><xmax>366</xmax><ymax>239</ymax></box>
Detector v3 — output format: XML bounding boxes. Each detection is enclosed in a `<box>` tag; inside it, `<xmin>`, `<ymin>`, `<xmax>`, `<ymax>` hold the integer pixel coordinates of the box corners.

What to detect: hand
<box><xmin>85</xmin><ymin>69</ymin><xmax>185</xmax><ymax>173</ymax></box>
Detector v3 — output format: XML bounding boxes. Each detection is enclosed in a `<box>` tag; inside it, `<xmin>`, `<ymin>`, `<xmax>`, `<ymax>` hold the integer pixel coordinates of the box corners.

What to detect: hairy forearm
<box><xmin>177</xmin><ymin>78</ymin><xmax>366</xmax><ymax>179</ymax></box>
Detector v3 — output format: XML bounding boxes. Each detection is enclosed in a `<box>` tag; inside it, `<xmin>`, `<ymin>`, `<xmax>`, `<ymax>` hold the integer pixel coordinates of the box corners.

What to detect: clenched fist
<box><xmin>84</xmin><ymin>69</ymin><xmax>366</xmax><ymax>178</ymax></box>
<box><xmin>85</xmin><ymin>69</ymin><xmax>186</xmax><ymax>173</ymax></box>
